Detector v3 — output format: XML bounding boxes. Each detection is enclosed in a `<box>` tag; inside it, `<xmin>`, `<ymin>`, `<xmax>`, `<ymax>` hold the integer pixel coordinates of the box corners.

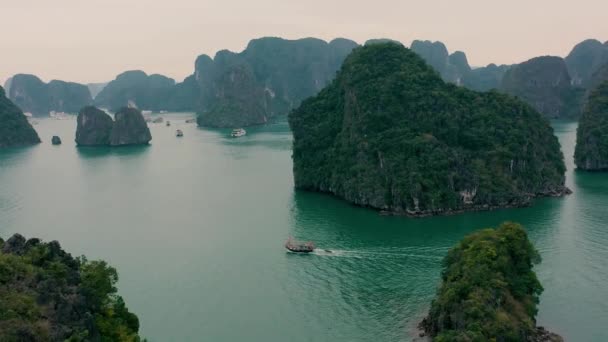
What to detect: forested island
<box><xmin>195</xmin><ymin>37</ymin><xmax>358</xmax><ymax>127</ymax></box>
<box><xmin>0</xmin><ymin>234</ymin><xmax>142</xmax><ymax>341</ymax></box>
<box><xmin>7</xmin><ymin>74</ymin><xmax>93</xmax><ymax>116</ymax></box>
<box><xmin>0</xmin><ymin>86</ymin><xmax>41</xmax><ymax>148</ymax></box>
<box><xmin>575</xmin><ymin>81</ymin><xmax>608</xmax><ymax>170</ymax></box>
<box><xmin>420</xmin><ymin>222</ymin><xmax>562</xmax><ymax>341</ymax></box>
<box><xmin>289</xmin><ymin>43</ymin><xmax>568</xmax><ymax>216</ymax></box>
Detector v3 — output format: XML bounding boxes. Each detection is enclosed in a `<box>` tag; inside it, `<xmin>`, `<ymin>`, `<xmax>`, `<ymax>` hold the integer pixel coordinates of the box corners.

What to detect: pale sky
<box><xmin>1</xmin><ymin>0</ymin><xmax>607</xmax><ymax>86</ymax></box>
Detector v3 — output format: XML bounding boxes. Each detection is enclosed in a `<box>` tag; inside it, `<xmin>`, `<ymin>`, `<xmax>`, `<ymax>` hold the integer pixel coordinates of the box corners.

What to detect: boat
<box><xmin>185</xmin><ymin>118</ymin><xmax>196</xmax><ymax>123</ymax></box>
<box><xmin>152</xmin><ymin>117</ymin><xmax>164</xmax><ymax>123</ymax></box>
<box><xmin>285</xmin><ymin>237</ymin><xmax>315</xmax><ymax>253</ymax></box>
<box><xmin>231</xmin><ymin>128</ymin><xmax>246</xmax><ymax>137</ymax></box>
<box><xmin>166</xmin><ymin>121</ymin><xmax>171</xmax><ymax>127</ymax></box>
<box><xmin>176</xmin><ymin>129</ymin><xmax>184</xmax><ymax>137</ymax></box>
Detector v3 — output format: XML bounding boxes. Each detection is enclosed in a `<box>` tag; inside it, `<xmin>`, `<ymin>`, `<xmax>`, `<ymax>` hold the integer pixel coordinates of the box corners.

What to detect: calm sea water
<box><xmin>0</xmin><ymin>115</ymin><xmax>606</xmax><ymax>341</ymax></box>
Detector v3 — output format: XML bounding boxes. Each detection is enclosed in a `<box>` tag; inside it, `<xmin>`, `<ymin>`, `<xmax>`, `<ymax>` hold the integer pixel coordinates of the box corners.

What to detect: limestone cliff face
<box><xmin>289</xmin><ymin>44</ymin><xmax>568</xmax><ymax>216</ymax></box>
<box><xmin>195</xmin><ymin>37</ymin><xmax>358</xmax><ymax>128</ymax></box>
<box><xmin>75</xmin><ymin>106</ymin><xmax>150</xmax><ymax>146</ymax></box>
<box><xmin>8</xmin><ymin>74</ymin><xmax>92</xmax><ymax>116</ymax></box>
<box><xmin>0</xmin><ymin>86</ymin><xmax>41</xmax><ymax>148</ymax></box>
<box><xmin>565</xmin><ymin>39</ymin><xmax>608</xmax><ymax>87</ymax></box>
<box><xmin>575</xmin><ymin>81</ymin><xmax>608</xmax><ymax>171</ymax></box>
<box><xmin>500</xmin><ymin>56</ymin><xmax>583</xmax><ymax>118</ymax></box>
<box><xmin>110</xmin><ymin>107</ymin><xmax>152</xmax><ymax>146</ymax></box>
<box><xmin>95</xmin><ymin>71</ymin><xmax>175</xmax><ymax>111</ymax></box>
<box><xmin>75</xmin><ymin>106</ymin><xmax>113</xmax><ymax>146</ymax></box>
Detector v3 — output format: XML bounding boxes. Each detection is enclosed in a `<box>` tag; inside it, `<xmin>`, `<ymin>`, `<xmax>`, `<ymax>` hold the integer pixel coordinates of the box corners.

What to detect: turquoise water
<box><xmin>0</xmin><ymin>116</ymin><xmax>606</xmax><ymax>341</ymax></box>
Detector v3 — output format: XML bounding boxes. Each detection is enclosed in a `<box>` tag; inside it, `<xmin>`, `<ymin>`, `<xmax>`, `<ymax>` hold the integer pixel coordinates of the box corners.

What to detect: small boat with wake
<box><xmin>285</xmin><ymin>237</ymin><xmax>315</xmax><ymax>253</ymax></box>
<box><xmin>231</xmin><ymin>128</ymin><xmax>246</xmax><ymax>137</ymax></box>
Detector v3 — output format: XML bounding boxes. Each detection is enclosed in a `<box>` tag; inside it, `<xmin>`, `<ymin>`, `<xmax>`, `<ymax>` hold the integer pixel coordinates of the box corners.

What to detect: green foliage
<box><xmin>574</xmin><ymin>81</ymin><xmax>608</xmax><ymax>170</ymax></box>
<box><xmin>289</xmin><ymin>43</ymin><xmax>567</xmax><ymax>215</ymax></box>
<box><xmin>0</xmin><ymin>86</ymin><xmax>41</xmax><ymax>148</ymax></box>
<box><xmin>421</xmin><ymin>222</ymin><xmax>543</xmax><ymax>341</ymax></box>
<box><xmin>0</xmin><ymin>234</ymin><xmax>142</xmax><ymax>341</ymax></box>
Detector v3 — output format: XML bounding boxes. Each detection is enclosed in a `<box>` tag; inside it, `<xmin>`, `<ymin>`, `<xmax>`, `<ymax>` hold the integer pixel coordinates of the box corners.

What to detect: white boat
<box><xmin>231</xmin><ymin>128</ymin><xmax>246</xmax><ymax>137</ymax></box>
<box><xmin>176</xmin><ymin>129</ymin><xmax>184</xmax><ymax>137</ymax></box>
<box><xmin>49</xmin><ymin>111</ymin><xmax>70</xmax><ymax>120</ymax></box>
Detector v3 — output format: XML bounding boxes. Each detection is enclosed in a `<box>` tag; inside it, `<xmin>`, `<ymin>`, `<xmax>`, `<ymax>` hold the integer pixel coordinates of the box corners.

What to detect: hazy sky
<box><xmin>1</xmin><ymin>0</ymin><xmax>607</xmax><ymax>85</ymax></box>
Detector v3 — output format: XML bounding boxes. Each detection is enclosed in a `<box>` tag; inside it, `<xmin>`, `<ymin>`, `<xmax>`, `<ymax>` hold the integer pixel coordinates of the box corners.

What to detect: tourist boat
<box><xmin>166</xmin><ymin>121</ymin><xmax>171</xmax><ymax>127</ymax></box>
<box><xmin>176</xmin><ymin>129</ymin><xmax>184</xmax><ymax>137</ymax></box>
<box><xmin>285</xmin><ymin>237</ymin><xmax>315</xmax><ymax>253</ymax></box>
<box><xmin>185</xmin><ymin>118</ymin><xmax>196</xmax><ymax>123</ymax></box>
<box><xmin>152</xmin><ymin>117</ymin><xmax>164</xmax><ymax>123</ymax></box>
<box><xmin>231</xmin><ymin>128</ymin><xmax>246</xmax><ymax>137</ymax></box>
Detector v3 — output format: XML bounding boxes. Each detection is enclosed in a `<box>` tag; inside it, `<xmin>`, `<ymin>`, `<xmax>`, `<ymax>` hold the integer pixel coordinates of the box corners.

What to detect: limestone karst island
<box><xmin>1</xmin><ymin>1</ymin><xmax>607</xmax><ymax>341</ymax></box>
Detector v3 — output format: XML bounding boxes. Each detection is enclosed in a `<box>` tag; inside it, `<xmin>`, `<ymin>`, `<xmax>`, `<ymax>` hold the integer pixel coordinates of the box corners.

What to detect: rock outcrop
<box><xmin>575</xmin><ymin>81</ymin><xmax>608</xmax><ymax>170</ymax></box>
<box><xmin>289</xmin><ymin>43</ymin><xmax>568</xmax><ymax>216</ymax></box>
<box><xmin>51</xmin><ymin>136</ymin><xmax>62</xmax><ymax>145</ymax></box>
<box><xmin>76</xmin><ymin>106</ymin><xmax>151</xmax><ymax>146</ymax></box>
<box><xmin>500</xmin><ymin>56</ymin><xmax>584</xmax><ymax>118</ymax></box>
<box><xmin>195</xmin><ymin>37</ymin><xmax>358</xmax><ymax>127</ymax></box>
<box><xmin>420</xmin><ymin>222</ymin><xmax>562</xmax><ymax>341</ymax></box>
<box><xmin>0</xmin><ymin>86</ymin><xmax>41</xmax><ymax>148</ymax></box>
<box><xmin>95</xmin><ymin>70</ymin><xmax>175</xmax><ymax>111</ymax></box>
<box><xmin>8</xmin><ymin>74</ymin><xmax>93</xmax><ymax>116</ymax></box>
<box><xmin>75</xmin><ymin>106</ymin><xmax>114</xmax><ymax>146</ymax></box>
<box><xmin>110</xmin><ymin>107</ymin><xmax>152</xmax><ymax>146</ymax></box>
<box><xmin>410</xmin><ymin>40</ymin><xmax>471</xmax><ymax>85</ymax></box>
<box><xmin>565</xmin><ymin>39</ymin><xmax>608</xmax><ymax>87</ymax></box>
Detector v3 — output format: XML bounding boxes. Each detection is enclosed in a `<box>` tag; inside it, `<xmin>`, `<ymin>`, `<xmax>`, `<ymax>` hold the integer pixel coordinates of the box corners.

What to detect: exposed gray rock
<box><xmin>75</xmin><ymin>106</ymin><xmax>113</xmax><ymax>146</ymax></box>
<box><xmin>110</xmin><ymin>107</ymin><xmax>152</xmax><ymax>146</ymax></box>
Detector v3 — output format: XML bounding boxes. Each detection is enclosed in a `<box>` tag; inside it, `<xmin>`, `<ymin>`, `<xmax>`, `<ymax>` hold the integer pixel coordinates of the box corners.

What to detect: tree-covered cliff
<box><xmin>420</xmin><ymin>222</ymin><xmax>562</xmax><ymax>342</ymax></box>
<box><xmin>195</xmin><ymin>37</ymin><xmax>358</xmax><ymax>128</ymax></box>
<box><xmin>500</xmin><ymin>56</ymin><xmax>584</xmax><ymax>119</ymax></box>
<box><xmin>0</xmin><ymin>86</ymin><xmax>41</xmax><ymax>148</ymax></box>
<box><xmin>0</xmin><ymin>234</ymin><xmax>142</xmax><ymax>341</ymax></box>
<box><xmin>565</xmin><ymin>39</ymin><xmax>608</xmax><ymax>87</ymax></box>
<box><xmin>575</xmin><ymin>81</ymin><xmax>608</xmax><ymax>170</ymax></box>
<box><xmin>289</xmin><ymin>43</ymin><xmax>568</xmax><ymax>216</ymax></box>
<box><xmin>8</xmin><ymin>74</ymin><xmax>93</xmax><ymax>116</ymax></box>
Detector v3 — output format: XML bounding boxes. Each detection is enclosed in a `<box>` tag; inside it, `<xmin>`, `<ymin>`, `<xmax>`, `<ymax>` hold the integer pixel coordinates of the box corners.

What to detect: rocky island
<box><xmin>76</xmin><ymin>106</ymin><xmax>151</xmax><ymax>146</ymax></box>
<box><xmin>575</xmin><ymin>81</ymin><xmax>608</xmax><ymax>170</ymax></box>
<box><xmin>195</xmin><ymin>37</ymin><xmax>358</xmax><ymax>128</ymax></box>
<box><xmin>500</xmin><ymin>56</ymin><xmax>584</xmax><ymax>119</ymax></box>
<box><xmin>420</xmin><ymin>222</ymin><xmax>562</xmax><ymax>342</ymax></box>
<box><xmin>289</xmin><ymin>43</ymin><xmax>568</xmax><ymax>216</ymax></box>
<box><xmin>8</xmin><ymin>74</ymin><xmax>93</xmax><ymax>116</ymax></box>
<box><xmin>0</xmin><ymin>234</ymin><xmax>142</xmax><ymax>341</ymax></box>
<box><xmin>0</xmin><ymin>86</ymin><xmax>41</xmax><ymax>148</ymax></box>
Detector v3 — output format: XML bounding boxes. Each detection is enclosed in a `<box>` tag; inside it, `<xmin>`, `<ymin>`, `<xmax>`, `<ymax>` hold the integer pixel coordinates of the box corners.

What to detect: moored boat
<box><xmin>176</xmin><ymin>129</ymin><xmax>184</xmax><ymax>137</ymax></box>
<box><xmin>285</xmin><ymin>237</ymin><xmax>315</xmax><ymax>253</ymax></box>
<box><xmin>231</xmin><ymin>128</ymin><xmax>246</xmax><ymax>137</ymax></box>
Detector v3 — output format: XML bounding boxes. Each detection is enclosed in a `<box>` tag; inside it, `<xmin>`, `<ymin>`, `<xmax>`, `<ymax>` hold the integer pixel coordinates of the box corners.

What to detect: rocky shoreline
<box><xmin>379</xmin><ymin>187</ymin><xmax>573</xmax><ymax>218</ymax></box>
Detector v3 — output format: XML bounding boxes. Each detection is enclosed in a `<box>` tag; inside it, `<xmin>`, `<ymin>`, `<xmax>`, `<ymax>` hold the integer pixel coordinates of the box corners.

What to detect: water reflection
<box><xmin>75</xmin><ymin>145</ymin><xmax>151</xmax><ymax>159</ymax></box>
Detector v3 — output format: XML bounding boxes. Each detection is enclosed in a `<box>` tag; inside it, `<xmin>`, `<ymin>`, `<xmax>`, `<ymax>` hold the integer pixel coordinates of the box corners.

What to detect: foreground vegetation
<box><xmin>0</xmin><ymin>234</ymin><xmax>142</xmax><ymax>341</ymax></box>
<box><xmin>420</xmin><ymin>222</ymin><xmax>562</xmax><ymax>341</ymax></box>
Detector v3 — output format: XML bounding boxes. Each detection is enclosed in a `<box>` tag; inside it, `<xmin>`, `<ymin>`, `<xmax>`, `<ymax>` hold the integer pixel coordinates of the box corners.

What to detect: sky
<box><xmin>1</xmin><ymin>0</ymin><xmax>607</xmax><ymax>86</ymax></box>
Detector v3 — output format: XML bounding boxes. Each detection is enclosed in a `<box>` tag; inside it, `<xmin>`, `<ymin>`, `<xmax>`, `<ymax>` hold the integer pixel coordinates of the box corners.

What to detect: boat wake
<box><xmin>311</xmin><ymin>249</ymin><xmax>442</xmax><ymax>260</ymax></box>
